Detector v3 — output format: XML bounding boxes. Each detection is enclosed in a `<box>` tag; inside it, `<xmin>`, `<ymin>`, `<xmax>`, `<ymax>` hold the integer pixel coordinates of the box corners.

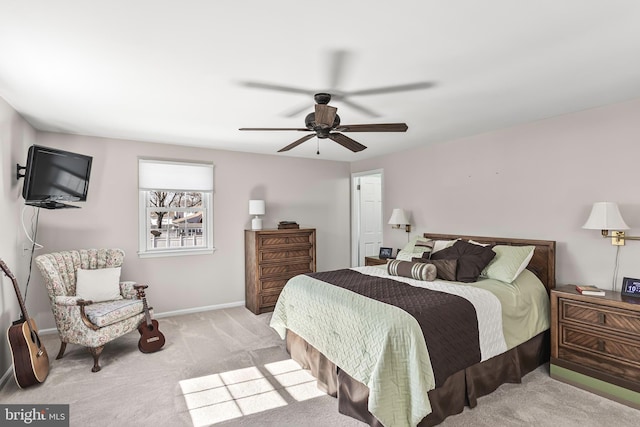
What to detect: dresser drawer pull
<box><xmin>597</xmin><ymin>339</ymin><xmax>605</xmax><ymax>352</ymax></box>
<box><xmin>598</xmin><ymin>312</ymin><xmax>605</xmax><ymax>324</ymax></box>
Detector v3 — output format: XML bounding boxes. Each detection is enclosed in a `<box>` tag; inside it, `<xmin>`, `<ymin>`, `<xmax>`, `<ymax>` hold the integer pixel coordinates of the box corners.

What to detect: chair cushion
<box><xmin>84</xmin><ymin>299</ymin><xmax>144</xmax><ymax>328</ymax></box>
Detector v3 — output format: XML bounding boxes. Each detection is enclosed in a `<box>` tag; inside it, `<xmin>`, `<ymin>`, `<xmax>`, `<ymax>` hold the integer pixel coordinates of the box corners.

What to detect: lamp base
<box><xmin>252</xmin><ymin>216</ymin><xmax>263</xmax><ymax>230</ymax></box>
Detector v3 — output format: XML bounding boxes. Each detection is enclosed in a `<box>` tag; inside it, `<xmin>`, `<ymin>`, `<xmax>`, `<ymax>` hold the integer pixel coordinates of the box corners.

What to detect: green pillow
<box><xmin>481</xmin><ymin>245</ymin><xmax>535</xmax><ymax>283</ymax></box>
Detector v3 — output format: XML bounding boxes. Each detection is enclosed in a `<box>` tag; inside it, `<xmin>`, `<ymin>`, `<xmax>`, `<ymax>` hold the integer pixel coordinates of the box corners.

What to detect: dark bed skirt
<box><xmin>286</xmin><ymin>329</ymin><xmax>550</xmax><ymax>426</ymax></box>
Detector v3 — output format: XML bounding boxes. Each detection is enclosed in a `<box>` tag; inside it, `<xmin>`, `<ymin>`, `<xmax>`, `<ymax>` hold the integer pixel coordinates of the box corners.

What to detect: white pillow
<box><xmin>76</xmin><ymin>267</ymin><xmax>123</xmax><ymax>302</ymax></box>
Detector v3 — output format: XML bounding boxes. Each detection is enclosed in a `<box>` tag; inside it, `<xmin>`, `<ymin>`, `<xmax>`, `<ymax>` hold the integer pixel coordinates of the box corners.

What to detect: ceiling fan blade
<box><xmin>315</xmin><ymin>104</ymin><xmax>337</xmax><ymax>127</ymax></box>
<box><xmin>336</xmin><ymin>123</ymin><xmax>408</xmax><ymax>132</ymax></box>
<box><xmin>283</xmin><ymin>102</ymin><xmax>314</xmax><ymax>117</ymax></box>
<box><xmin>328</xmin><ymin>133</ymin><xmax>367</xmax><ymax>152</ymax></box>
<box><xmin>239</xmin><ymin>128</ymin><xmax>309</xmax><ymax>131</ymax></box>
<box><xmin>239</xmin><ymin>81</ymin><xmax>315</xmax><ymax>96</ymax></box>
<box><xmin>338</xmin><ymin>98</ymin><xmax>380</xmax><ymax>117</ymax></box>
<box><xmin>278</xmin><ymin>134</ymin><xmax>316</xmax><ymax>152</ymax></box>
<box><xmin>346</xmin><ymin>82</ymin><xmax>435</xmax><ymax>97</ymax></box>
<box><xmin>328</xmin><ymin>50</ymin><xmax>350</xmax><ymax>89</ymax></box>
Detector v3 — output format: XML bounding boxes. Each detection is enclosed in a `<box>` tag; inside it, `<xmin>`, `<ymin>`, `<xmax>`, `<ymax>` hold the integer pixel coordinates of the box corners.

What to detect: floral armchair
<box><xmin>35</xmin><ymin>248</ymin><xmax>146</xmax><ymax>372</ymax></box>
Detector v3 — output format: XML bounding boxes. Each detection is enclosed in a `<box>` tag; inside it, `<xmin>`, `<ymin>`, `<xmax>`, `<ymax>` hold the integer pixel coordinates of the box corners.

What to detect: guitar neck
<box><xmin>0</xmin><ymin>260</ymin><xmax>32</xmax><ymax>323</ymax></box>
<box><xmin>136</xmin><ymin>288</ymin><xmax>153</xmax><ymax>326</ymax></box>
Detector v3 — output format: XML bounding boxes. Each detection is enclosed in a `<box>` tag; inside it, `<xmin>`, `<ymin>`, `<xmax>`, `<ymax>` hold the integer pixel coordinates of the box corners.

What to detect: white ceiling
<box><xmin>1</xmin><ymin>1</ymin><xmax>640</xmax><ymax>161</ymax></box>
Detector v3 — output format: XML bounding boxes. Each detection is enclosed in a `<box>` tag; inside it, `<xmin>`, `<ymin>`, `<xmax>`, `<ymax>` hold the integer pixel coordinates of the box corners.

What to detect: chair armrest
<box><xmin>77</xmin><ymin>299</ymin><xmax>99</xmax><ymax>331</ymax></box>
<box><xmin>120</xmin><ymin>281</ymin><xmax>138</xmax><ymax>299</ymax></box>
<box><xmin>53</xmin><ymin>297</ymin><xmax>100</xmax><ymax>331</ymax></box>
<box><xmin>54</xmin><ymin>296</ymin><xmax>85</xmax><ymax>306</ymax></box>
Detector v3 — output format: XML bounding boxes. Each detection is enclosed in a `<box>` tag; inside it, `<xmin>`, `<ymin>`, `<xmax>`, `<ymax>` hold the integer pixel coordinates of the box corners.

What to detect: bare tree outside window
<box><xmin>146</xmin><ymin>191</ymin><xmax>206</xmax><ymax>250</ymax></box>
<box><xmin>149</xmin><ymin>191</ymin><xmax>203</xmax><ymax>229</ymax></box>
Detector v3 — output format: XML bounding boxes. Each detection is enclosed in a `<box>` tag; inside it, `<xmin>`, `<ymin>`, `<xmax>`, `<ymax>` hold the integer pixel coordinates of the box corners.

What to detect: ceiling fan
<box><xmin>239</xmin><ymin>50</ymin><xmax>435</xmax><ymax>118</ymax></box>
<box><xmin>239</xmin><ymin>93</ymin><xmax>408</xmax><ymax>154</ymax></box>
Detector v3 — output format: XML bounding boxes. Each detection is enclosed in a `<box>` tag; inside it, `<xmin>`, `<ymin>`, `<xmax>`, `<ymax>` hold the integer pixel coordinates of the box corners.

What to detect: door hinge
<box><xmin>357</xmin><ymin>184</ymin><xmax>361</xmax><ymax>190</ymax></box>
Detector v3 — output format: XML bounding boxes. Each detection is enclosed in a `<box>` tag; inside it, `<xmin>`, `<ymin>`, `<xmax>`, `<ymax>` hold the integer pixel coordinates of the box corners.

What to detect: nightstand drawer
<box><xmin>560</xmin><ymin>299</ymin><xmax>640</xmax><ymax>336</ymax></box>
<box><xmin>559</xmin><ymin>324</ymin><xmax>640</xmax><ymax>369</ymax></box>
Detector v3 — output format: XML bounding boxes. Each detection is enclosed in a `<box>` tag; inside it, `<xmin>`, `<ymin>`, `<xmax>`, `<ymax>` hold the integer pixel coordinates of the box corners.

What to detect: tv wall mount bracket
<box><xmin>16</xmin><ymin>164</ymin><xmax>26</xmax><ymax>180</ymax></box>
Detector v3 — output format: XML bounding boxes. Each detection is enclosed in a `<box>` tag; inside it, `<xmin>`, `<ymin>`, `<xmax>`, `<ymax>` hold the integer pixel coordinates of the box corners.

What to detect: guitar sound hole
<box><xmin>30</xmin><ymin>331</ymin><xmax>41</xmax><ymax>347</ymax></box>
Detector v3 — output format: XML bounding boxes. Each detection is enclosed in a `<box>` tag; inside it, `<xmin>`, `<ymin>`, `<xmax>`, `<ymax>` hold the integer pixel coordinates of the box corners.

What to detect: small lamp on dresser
<box><xmin>249</xmin><ymin>200</ymin><xmax>265</xmax><ymax>230</ymax></box>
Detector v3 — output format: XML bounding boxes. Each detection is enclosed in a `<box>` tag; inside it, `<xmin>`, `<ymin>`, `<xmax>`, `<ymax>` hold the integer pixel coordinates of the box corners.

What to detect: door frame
<box><xmin>351</xmin><ymin>169</ymin><xmax>384</xmax><ymax>267</ymax></box>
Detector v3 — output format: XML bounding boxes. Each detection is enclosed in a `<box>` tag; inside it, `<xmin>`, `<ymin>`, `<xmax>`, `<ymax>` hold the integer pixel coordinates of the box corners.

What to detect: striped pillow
<box><xmin>387</xmin><ymin>260</ymin><xmax>436</xmax><ymax>281</ymax></box>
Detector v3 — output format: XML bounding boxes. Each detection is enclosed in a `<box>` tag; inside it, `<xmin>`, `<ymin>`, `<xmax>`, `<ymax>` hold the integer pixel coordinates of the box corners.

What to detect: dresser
<box><xmin>550</xmin><ymin>285</ymin><xmax>640</xmax><ymax>409</ymax></box>
<box><xmin>245</xmin><ymin>228</ymin><xmax>316</xmax><ymax>314</ymax></box>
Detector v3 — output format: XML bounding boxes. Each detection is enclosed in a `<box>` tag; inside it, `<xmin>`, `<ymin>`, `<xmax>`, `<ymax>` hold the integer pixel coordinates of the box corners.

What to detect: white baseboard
<box><xmin>37</xmin><ymin>300</ymin><xmax>246</xmax><ymax>336</ymax></box>
<box><xmin>154</xmin><ymin>300</ymin><xmax>245</xmax><ymax>319</ymax></box>
<box><xmin>0</xmin><ymin>366</ymin><xmax>14</xmax><ymax>388</ymax></box>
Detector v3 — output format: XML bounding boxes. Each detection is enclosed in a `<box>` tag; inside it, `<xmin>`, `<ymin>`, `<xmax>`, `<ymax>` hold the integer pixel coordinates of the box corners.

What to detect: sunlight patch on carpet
<box><xmin>179</xmin><ymin>359</ymin><xmax>325</xmax><ymax>426</ymax></box>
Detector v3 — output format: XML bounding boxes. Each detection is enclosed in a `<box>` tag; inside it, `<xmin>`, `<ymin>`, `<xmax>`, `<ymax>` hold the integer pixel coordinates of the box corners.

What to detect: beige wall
<box><xmin>352</xmin><ymin>97</ymin><xmax>640</xmax><ymax>289</ymax></box>
<box><xmin>0</xmin><ymin>97</ymin><xmax>37</xmax><ymax>379</ymax></box>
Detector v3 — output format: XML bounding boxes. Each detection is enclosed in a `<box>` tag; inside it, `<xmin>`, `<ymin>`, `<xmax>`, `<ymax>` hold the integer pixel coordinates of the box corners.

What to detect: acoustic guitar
<box><xmin>134</xmin><ymin>284</ymin><xmax>165</xmax><ymax>353</ymax></box>
<box><xmin>1</xmin><ymin>259</ymin><xmax>49</xmax><ymax>388</ymax></box>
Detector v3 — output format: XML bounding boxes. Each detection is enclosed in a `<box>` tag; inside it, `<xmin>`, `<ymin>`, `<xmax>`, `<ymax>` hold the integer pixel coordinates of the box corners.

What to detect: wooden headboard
<box><xmin>423</xmin><ymin>233</ymin><xmax>556</xmax><ymax>293</ymax></box>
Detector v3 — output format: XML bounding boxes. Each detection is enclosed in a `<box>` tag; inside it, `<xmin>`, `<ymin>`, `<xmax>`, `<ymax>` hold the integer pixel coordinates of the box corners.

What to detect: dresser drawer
<box><xmin>259</xmin><ymin>292</ymin><xmax>281</xmax><ymax>309</ymax></box>
<box><xmin>259</xmin><ymin>248</ymin><xmax>311</xmax><ymax>262</ymax></box>
<box><xmin>259</xmin><ymin>261</ymin><xmax>312</xmax><ymax>279</ymax></box>
<box><xmin>560</xmin><ymin>299</ymin><xmax>640</xmax><ymax>337</ymax></box>
<box><xmin>258</xmin><ymin>232</ymin><xmax>313</xmax><ymax>248</ymax></box>
<box><xmin>260</xmin><ymin>278</ymin><xmax>293</xmax><ymax>293</ymax></box>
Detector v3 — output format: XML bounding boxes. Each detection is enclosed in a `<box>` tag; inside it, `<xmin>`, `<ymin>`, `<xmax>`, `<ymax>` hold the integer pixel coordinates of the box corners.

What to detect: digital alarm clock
<box><xmin>621</xmin><ymin>277</ymin><xmax>640</xmax><ymax>298</ymax></box>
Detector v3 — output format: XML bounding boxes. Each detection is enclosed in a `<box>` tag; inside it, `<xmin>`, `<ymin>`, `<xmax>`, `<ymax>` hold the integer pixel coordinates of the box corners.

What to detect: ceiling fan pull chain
<box><xmin>317</xmin><ymin>138</ymin><xmax>320</xmax><ymax>155</ymax></box>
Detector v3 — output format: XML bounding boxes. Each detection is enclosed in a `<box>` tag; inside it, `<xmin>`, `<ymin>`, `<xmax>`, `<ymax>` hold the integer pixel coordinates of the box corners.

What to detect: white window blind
<box><xmin>139</xmin><ymin>159</ymin><xmax>214</xmax><ymax>192</ymax></box>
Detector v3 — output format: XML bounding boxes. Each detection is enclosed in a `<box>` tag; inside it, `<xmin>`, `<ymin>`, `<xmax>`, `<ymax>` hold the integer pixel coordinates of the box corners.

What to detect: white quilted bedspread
<box><xmin>270</xmin><ymin>266</ymin><xmax>507</xmax><ymax>427</ymax></box>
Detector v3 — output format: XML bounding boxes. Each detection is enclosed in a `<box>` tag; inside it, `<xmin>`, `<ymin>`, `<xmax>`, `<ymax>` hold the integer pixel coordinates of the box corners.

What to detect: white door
<box><xmin>352</xmin><ymin>172</ymin><xmax>383</xmax><ymax>266</ymax></box>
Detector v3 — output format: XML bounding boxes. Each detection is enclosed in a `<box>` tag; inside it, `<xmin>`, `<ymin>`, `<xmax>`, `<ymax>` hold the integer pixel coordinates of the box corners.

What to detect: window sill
<box><xmin>137</xmin><ymin>247</ymin><xmax>216</xmax><ymax>259</ymax></box>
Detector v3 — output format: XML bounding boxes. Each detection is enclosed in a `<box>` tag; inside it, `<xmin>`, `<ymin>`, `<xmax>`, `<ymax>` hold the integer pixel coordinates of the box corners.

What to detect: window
<box><xmin>138</xmin><ymin>159</ymin><xmax>214</xmax><ymax>257</ymax></box>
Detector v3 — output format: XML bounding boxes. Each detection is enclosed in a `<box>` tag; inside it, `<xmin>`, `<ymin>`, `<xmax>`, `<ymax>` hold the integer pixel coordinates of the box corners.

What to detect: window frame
<box><xmin>137</xmin><ymin>159</ymin><xmax>215</xmax><ymax>258</ymax></box>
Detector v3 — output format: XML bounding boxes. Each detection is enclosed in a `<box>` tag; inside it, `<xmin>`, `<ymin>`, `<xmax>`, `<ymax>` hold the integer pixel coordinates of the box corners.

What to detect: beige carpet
<box><xmin>1</xmin><ymin>306</ymin><xmax>638</xmax><ymax>427</ymax></box>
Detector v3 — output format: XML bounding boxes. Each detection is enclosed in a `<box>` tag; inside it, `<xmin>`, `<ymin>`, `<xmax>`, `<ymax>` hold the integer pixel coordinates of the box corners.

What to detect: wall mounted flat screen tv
<box><xmin>21</xmin><ymin>145</ymin><xmax>93</xmax><ymax>209</ymax></box>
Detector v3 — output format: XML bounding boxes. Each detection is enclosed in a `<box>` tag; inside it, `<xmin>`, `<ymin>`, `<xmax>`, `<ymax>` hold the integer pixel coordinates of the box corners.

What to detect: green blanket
<box><xmin>270</xmin><ymin>273</ymin><xmax>434</xmax><ymax>427</ymax></box>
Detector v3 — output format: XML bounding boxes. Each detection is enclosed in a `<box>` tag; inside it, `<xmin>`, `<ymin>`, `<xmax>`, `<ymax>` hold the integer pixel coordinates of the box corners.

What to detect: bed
<box><xmin>270</xmin><ymin>233</ymin><xmax>556</xmax><ymax>427</ymax></box>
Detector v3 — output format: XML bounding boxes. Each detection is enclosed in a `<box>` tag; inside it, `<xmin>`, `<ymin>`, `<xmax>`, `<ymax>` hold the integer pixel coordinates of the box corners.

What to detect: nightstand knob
<box><xmin>598</xmin><ymin>312</ymin><xmax>606</xmax><ymax>324</ymax></box>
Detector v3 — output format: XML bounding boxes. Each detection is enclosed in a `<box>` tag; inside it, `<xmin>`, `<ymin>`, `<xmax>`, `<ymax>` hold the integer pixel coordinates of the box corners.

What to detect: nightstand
<box><xmin>550</xmin><ymin>285</ymin><xmax>640</xmax><ymax>409</ymax></box>
<box><xmin>364</xmin><ymin>256</ymin><xmax>392</xmax><ymax>266</ymax></box>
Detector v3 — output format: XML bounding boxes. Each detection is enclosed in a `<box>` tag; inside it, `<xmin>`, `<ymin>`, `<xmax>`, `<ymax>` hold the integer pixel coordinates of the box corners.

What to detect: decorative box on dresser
<box><xmin>550</xmin><ymin>285</ymin><xmax>640</xmax><ymax>409</ymax></box>
<box><xmin>245</xmin><ymin>228</ymin><xmax>316</xmax><ymax>315</ymax></box>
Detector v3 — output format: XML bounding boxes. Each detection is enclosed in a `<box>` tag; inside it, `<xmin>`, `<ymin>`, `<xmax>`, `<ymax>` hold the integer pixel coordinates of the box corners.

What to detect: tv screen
<box><xmin>22</xmin><ymin>145</ymin><xmax>93</xmax><ymax>208</ymax></box>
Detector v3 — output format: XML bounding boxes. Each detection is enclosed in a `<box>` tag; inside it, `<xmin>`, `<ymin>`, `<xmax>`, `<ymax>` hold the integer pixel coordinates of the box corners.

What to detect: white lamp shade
<box><xmin>249</xmin><ymin>200</ymin><xmax>265</xmax><ymax>216</ymax></box>
<box><xmin>388</xmin><ymin>208</ymin><xmax>410</xmax><ymax>225</ymax></box>
<box><xmin>582</xmin><ymin>202</ymin><xmax>629</xmax><ymax>230</ymax></box>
